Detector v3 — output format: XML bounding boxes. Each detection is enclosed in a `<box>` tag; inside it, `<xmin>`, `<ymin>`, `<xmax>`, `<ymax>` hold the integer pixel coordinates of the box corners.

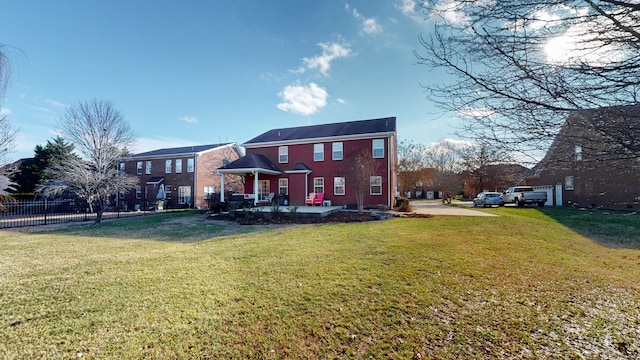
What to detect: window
<box><xmin>372</xmin><ymin>139</ymin><xmax>384</xmax><ymax>158</ymax></box>
<box><xmin>119</xmin><ymin>162</ymin><xmax>125</xmax><ymax>171</ymax></box>
<box><xmin>332</xmin><ymin>142</ymin><xmax>343</xmax><ymax>160</ymax></box>
<box><xmin>314</xmin><ymin>177</ymin><xmax>324</xmax><ymax>194</ymax></box>
<box><xmin>136</xmin><ymin>162</ymin><xmax>142</xmax><ymax>175</ymax></box>
<box><xmin>178</xmin><ymin>186</ymin><xmax>192</xmax><ymax>205</ymax></box>
<box><xmin>575</xmin><ymin>145</ymin><xmax>582</xmax><ymax>161</ymax></box>
<box><xmin>279</xmin><ymin>178</ymin><xmax>289</xmax><ymax>195</ymax></box>
<box><xmin>165</xmin><ymin>185</ymin><xmax>172</xmax><ymax>199</ymax></box>
<box><xmin>565</xmin><ymin>176</ymin><xmax>574</xmax><ymax>191</ymax></box>
<box><xmin>279</xmin><ymin>146</ymin><xmax>288</xmax><ymax>163</ymax></box>
<box><xmin>165</xmin><ymin>159</ymin><xmax>172</xmax><ymax>173</ymax></box>
<box><xmin>187</xmin><ymin>158</ymin><xmax>194</xmax><ymax>173</ymax></box>
<box><xmin>334</xmin><ymin>177</ymin><xmax>345</xmax><ymax>196</ymax></box>
<box><xmin>258</xmin><ymin>180</ymin><xmax>270</xmax><ymax>201</ymax></box>
<box><xmin>145</xmin><ymin>161</ymin><xmax>152</xmax><ymax>174</ymax></box>
<box><xmin>314</xmin><ymin>143</ymin><xmax>324</xmax><ymax>161</ymax></box>
<box><xmin>135</xmin><ymin>186</ymin><xmax>142</xmax><ymax>199</ymax></box>
<box><xmin>204</xmin><ymin>185</ymin><xmax>216</xmax><ymax>199</ymax></box>
<box><xmin>370</xmin><ymin>176</ymin><xmax>382</xmax><ymax>195</ymax></box>
<box><xmin>175</xmin><ymin>159</ymin><xmax>183</xmax><ymax>173</ymax></box>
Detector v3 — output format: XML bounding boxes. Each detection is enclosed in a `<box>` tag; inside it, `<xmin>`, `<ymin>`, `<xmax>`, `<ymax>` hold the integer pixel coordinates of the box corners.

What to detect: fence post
<box><xmin>44</xmin><ymin>198</ymin><xmax>47</xmax><ymax>225</ymax></box>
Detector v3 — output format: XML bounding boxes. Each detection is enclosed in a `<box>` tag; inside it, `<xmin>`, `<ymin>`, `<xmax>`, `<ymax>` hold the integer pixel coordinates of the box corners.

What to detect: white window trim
<box><xmin>136</xmin><ymin>162</ymin><xmax>142</xmax><ymax>175</ymax></box>
<box><xmin>165</xmin><ymin>159</ymin><xmax>172</xmax><ymax>173</ymax></box>
<box><xmin>372</xmin><ymin>139</ymin><xmax>384</xmax><ymax>159</ymax></box>
<box><xmin>279</xmin><ymin>146</ymin><xmax>288</xmax><ymax>163</ymax></box>
<box><xmin>187</xmin><ymin>158</ymin><xmax>195</xmax><ymax>173</ymax></box>
<box><xmin>314</xmin><ymin>143</ymin><xmax>324</xmax><ymax>162</ymax></box>
<box><xmin>279</xmin><ymin>178</ymin><xmax>289</xmax><ymax>195</ymax></box>
<box><xmin>332</xmin><ymin>142</ymin><xmax>343</xmax><ymax>160</ymax></box>
<box><xmin>370</xmin><ymin>175</ymin><xmax>383</xmax><ymax>195</ymax></box>
<box><xmin>145</xmin><ymin>161</ymin><xmax>152</xmax><ymax>174</ymax></box>
<box><xmin>334</xmin><ymin>177</ymin><xmax>345</xmax><ymax>196</ymax></box>
<box><xmin>175</xmin><ymin>159</ymin><xmax>183</xmax><ymax>173</ymax></box>
<box><xmin>314</xmin><ymin>177</ymin><xmax>325</xmax><ymax>194</ymax></box>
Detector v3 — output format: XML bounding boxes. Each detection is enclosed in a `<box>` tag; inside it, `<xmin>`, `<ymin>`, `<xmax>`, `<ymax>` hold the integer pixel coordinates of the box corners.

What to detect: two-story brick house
<box><xmin>526</xmin><ymin>105</ymin><xmax>640</xmax><ymax>209</ymax></box>
<box><xmin>120</xmin><ymin>143</ymin><xmax>243</xmax><ymax>210</ymax></box>
<box><xmin>217</xmin><ymin>117</ymin><xmax>398</xmax><ymax>208</ymax></box>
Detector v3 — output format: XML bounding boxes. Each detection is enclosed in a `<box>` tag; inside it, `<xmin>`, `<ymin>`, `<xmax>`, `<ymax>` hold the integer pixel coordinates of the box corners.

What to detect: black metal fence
<box><xmin>0</xmin><ymin>199</ymin><xmax>151</xmax><ymax>229</ymax></box>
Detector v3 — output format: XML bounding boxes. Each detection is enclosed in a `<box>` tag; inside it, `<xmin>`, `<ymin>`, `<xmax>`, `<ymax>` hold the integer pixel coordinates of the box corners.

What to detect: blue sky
<box><xmin>1</xmin><ymin>0</ymin><xmax>457</xmax><ymax>160</ymax></box>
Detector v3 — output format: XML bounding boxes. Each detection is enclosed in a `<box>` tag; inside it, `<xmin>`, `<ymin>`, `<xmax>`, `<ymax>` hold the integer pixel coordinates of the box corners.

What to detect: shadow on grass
<box><xmin>15</xmin><ymin>211</ymin><xmax>291</xmax><ymax>243</ymax></box>
<box><xmin>533</xmin><ymin>206</ymin><xmax>640</xmax><ymax>249</ymax></box>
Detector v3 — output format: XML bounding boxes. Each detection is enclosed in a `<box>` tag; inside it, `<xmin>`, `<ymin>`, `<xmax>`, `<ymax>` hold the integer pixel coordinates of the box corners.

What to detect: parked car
<box><xmin>473</xmin><ymin>192</ymin><xmax>505</xmax><ymax>207</ymax></box>
<box><xmin>503</xmin><ymin>186</ymin><xmax>547</xmax><ymax>207</ymax></box>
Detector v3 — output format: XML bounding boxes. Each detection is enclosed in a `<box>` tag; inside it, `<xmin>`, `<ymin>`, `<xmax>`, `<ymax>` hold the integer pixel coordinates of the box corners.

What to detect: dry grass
<box><xmin>1</xmin><ymin>209</ymin><xmax>639</xmax><ymax>359</ymax></box>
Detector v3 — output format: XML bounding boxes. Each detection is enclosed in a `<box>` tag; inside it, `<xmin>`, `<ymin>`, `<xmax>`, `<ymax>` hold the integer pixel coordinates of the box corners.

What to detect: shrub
<box><xmin>395</xmin><ymin>197</ymin><xmax>411</xmax><ymax>212</ymax></box>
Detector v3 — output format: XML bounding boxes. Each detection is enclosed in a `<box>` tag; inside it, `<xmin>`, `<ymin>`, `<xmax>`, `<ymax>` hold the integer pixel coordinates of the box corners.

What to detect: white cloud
<box><xmin>337</xmin><ymin>98</ymin><xmax>346</xmax><ymax>105</ymax></box>
<box><xmin>397</xmin><ymin>0</ymin><xmax>423</xmax><ymax>23</ymax></box>
<box><xmin>432</xmin><ymin>0</ymin><xmax>470</xmax><ymax>26</ymax></box>
<box><xmin>277</xmin><ymin>82</ymin><xmax>328</xmax><ymax>116</ymax></box>
<box><xmin>352</xmin><ymin>8</ymin><xmax>382</xmax><ymax>34</ymax></box>
<box><xmin>44</xmin><ymin>99</ymin><xmax>68</xmax><ymax>108</ymax></box>
<box><xmin>0</xmin><ymin>107</ymin><xmax>11</xmax><ymax>117</ymax></box>
<box><xmin>298</xmin><ymin>42</ymin><xmax>352</xmax><ymax>77</ymax></box>
<box><xmin>178</xmin><ymin>116</ymin><xmax>199</xmax><ymax>124</ymax></box>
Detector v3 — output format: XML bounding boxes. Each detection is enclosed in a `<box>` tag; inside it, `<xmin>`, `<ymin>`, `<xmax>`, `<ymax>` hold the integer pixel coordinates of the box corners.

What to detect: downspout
<box><xmin>193</xmin><ymin>155</ymin><xmax>198</xmax><ymax>208</ymax></box>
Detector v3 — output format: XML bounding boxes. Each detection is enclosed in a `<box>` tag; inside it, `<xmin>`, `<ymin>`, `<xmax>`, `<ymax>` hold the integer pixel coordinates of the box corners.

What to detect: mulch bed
<box><xmin>208</xmin><ymin>210</ymin><xmax>432</xmax><ymax>225</ymax></box>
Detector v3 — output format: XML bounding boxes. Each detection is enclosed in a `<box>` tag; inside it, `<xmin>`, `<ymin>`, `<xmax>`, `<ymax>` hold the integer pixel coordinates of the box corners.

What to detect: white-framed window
<box><xmin>258</xmin><ymin>180</ymin><xmax>270</xmax><ymax>201</ymax></box>
<box><xmin>165</xmin><ymin>185</ymin><xmax>172</xmax><ymax>199</ymax></box>
<box><xmin>187</xmin><ymin>158</ymin><xmax>194</xmax><ymax>173</ymax></box>
<box><xmin>314</xmin><ymin>177</ymin><xmax>324</xmax><ymax>194</ymax></box>
<box><xmin>372</xmin><ymin>139</ymin><xmax>384</xmax><ymax>158</ymax></box>
<box><xmin>334</xmin><ymin>177</ymin><xmax>345</xmax><ymax>196</ymax></box>
<box><xmin>119</xmin><ymin>162</ymin><xmax>125</xmax><ymax>172</ymax></box>
<box><xmin>136</xmin><ymin>161</ymin><xmax>142</xmax><ymax>175</ymax></box>
<box><xmin>135</xmin><ymin>185</ymin><xmax>142</xmax><ymax>199</ymax></box>
<box><xmin>332</xmin><ymin>142</ymin><xmax>343</xmax><ymax>160</ymax></box>
<box><xmin>145</xmin><ymin>161</ymin><xmax>152</xmax><ymax>174</ymax></box>
<box><xmin>165</xmin><ymin>159</ymin><xmax>172</xmax><ymax>173</ymax></box>
<box><xmin>575</xmin><ymin>145</ymin><xmax>582</xmax><ymax>161</ymax></box>
<box><xmin>565</xmin><ymin>176</ymin><xmax>574</xmax><ymax>191</ymax></box>
<box><xmin>370</xmin><ymin>176</ymin><xmax>382</xmax><ymax>195</ymax></box>
<box><xmin>178</xmin><ymin>186</ymin><xmax>192</xmax><ymax>205</ymax></box>
<box><xmin>175</xmin><ymin>159</ymin><xmax>183</xmax><ymax>173</ymax></box>
<box><xmin>314</xmin><ymin>143</ymin><xmax>324</xmax><ymax>161</ymax></box>
<box><xmin>279</xmin><ymin>178</ymin><xmax>289</xmax><ymax>195</ymax></box>
<box><xmin>204</xmin><ymin>185</ymin><xmax>216</xmax><ymax>199</ymax></box>
<box><xmin>279</xmin><ymin>146</ymin><xmax>288</xmax><ymax>163</ymax></box>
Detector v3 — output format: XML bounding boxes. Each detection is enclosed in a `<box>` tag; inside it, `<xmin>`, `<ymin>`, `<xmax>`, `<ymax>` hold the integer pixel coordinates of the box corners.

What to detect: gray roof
<box><xmin>218</xmin><ymin>153</ymin><xmax>282</xmax><ymax>173</ymax></box>
<box><xmin>129</xmin><ymin>143</ymin><xmax>231</xmax><ymax>158</ymax></box>
<box><xmin>244</xmin><ymin>117</ymin><xmax>396</xmax><ymax>145</ymax></box>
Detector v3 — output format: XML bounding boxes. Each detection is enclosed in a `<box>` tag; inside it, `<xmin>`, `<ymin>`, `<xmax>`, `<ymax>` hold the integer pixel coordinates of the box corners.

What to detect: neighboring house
<box><xmin>217</xmin><ymin>117</ymin><xmax>398</xmax><ymax>208</ymax></box>
<box><xmin>120</xmin><ymin>143</ymin><xmax>243</xmax><ymax>210</ymax></box>
<box><xmin>526</xmin><ymin>105</ymin><xmax>640</xmax><ymax>209</ymax></box>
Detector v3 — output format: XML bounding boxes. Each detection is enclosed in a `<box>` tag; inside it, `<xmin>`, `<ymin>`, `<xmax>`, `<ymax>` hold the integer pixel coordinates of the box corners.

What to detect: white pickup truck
<box><xmin>503</xmin><ymin>186</ymin><xmax>547</xmax><ymax>207</ymax></box>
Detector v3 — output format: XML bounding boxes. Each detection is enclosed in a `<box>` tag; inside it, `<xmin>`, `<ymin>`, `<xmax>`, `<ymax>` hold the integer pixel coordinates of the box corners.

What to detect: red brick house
<box><xmin>217</xmin><ymin>117</ymin><xmax>398</xmax><ymax>208</ymax></box>
<box><xmin>120</xmin><ymin>143</ymin><xmax>243</xmax><ymax>210</ymax></box>
<box><xmin>526</xmin><ymin>105</ymin><xmax>640</xmax><ymax>209</ymax></box>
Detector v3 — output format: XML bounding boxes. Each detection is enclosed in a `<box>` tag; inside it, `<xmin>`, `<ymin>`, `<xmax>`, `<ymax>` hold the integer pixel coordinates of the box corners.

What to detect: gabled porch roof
<box><xmin>216</xmin><ymin>153</ymin><xmax>282</xmax><ymax>175</ymax></box>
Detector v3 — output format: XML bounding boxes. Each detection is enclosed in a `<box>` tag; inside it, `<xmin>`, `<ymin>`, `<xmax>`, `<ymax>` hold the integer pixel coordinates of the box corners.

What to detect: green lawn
<box><xmin>1</xmin><ymin>209</ymin><xmax>639</xmax><ymax>359</ymax></box>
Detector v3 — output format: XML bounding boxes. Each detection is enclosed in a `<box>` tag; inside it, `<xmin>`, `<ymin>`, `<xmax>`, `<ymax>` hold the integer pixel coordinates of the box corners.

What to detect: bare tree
<box><xmin>0</xmin><ymin>44</ymin><xmax>18</xmax><ymax>169</ymax></box>
<box><xmin>343</xmin><ymin>149</ymin><xmax>380</xmax><ymax>213</ymax></box>
<box><xmin>397</xmin><ymin>140</ymin><xmax>436</xmax><ymax>195</ymax></box>
<box><xmin>39</xmin><ymin>100</ymin><xmax>138</xmax><ymax>223</ymax></box>
<box><xmin>416</xmin><ymin>1</ymin><xmax>640</xmax><ymax>163</ymax></box>
<box><xmin>426</xmin><ymin>139</ymin><xmax>467</xmax><ymax>202</ymax></box>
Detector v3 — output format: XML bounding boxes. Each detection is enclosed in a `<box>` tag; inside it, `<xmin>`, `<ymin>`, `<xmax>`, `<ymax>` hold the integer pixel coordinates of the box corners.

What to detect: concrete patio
<box><xmin>241</xmin><ymin>205</ymin><xmax>344</xmax><ymax>217</ymax></box>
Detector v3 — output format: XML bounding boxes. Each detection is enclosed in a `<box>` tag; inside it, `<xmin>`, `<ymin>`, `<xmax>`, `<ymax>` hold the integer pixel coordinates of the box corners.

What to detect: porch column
<box><xmin>219</xmin><ymin>172</ymin><xmax>225</xmax><ymax>202</ymax></box>
<box><xmin>253</xmin><ymin>171</ymin><xmax>259</xmax><ymax>206</ymax></box>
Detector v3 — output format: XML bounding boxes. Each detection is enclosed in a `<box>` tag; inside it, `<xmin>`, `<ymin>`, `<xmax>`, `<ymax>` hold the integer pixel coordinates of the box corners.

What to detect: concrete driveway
<box><xmin>408</xmin><ymin>199</ymin><xmax>498</xmax><ymax>217</ymax></box>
